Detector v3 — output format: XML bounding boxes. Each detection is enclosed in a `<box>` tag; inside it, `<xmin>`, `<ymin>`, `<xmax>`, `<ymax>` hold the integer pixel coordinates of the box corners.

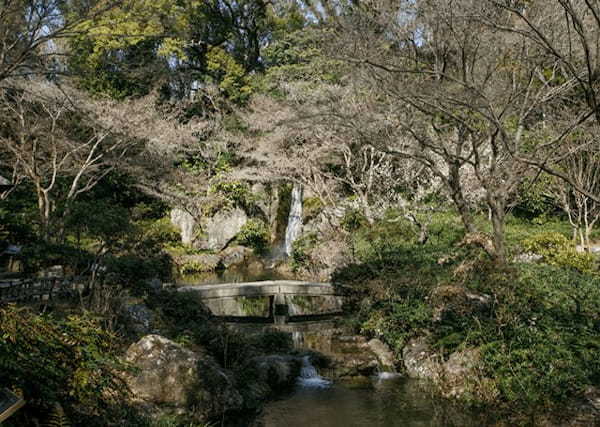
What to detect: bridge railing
<box><xmin>0</xmin><ymin>276</ymin><xmax>81</xmax><ymax>304</ymax></box>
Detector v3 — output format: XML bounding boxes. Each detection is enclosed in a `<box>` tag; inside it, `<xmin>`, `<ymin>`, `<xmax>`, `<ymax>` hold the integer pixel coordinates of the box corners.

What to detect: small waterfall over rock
<box><xmin>297</xmin><ymin>355</ymin><xmax>332</xmax><ymax>388</ymax></box>
<box><xmin>284</xmin><ymin>183</ymin><xmax>303</xmax><ymax>257</ymax></box>
<box><xmin>291</xmin><ymin>331</ymin><xmax>303</xmax><ymax>349</ymax></box>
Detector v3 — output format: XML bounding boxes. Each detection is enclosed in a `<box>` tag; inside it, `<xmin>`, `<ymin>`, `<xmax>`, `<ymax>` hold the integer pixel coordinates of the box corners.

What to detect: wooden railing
<box><xmin>0</xmin><ymin>276</ymin><xmax>81</xmax><ymax>303</ymax></box>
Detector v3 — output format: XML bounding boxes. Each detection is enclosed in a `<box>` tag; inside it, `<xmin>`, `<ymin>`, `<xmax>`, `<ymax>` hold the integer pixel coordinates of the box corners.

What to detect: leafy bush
<box><xmin>479</xmin><ymin>264</ymin><xmax>600</xmax><ymax>407</ymax></box>
<box><xmin>290</xmin><ymin>232</ymin><xmax>318</xmax><ymax>271</ymax></box>
<box><xmin>0</xmin><ymin>306</ymin><xmax>129</xmax><ymax>423</ymax></box>
<box><xmin>104</xmin><ymin>253</ymin><xmax>172</xmax><ymax>289</ymax></box>
<box><xmin>361</xmin><ymin>300</ymin><xmax>432</xmax><ymax>353</ymax></box>
<box><xmin>208</xmin><ymin>179</ymin><xmax>256</xmax><ymax>211</ymax></box>
<box><xmin>303</xmin><ymin>197</ymin><xmax>324</xmax><ymax>223</ymax></box>
<box><xmin>138</xmin><ymin>217</ymin><xmax>181</xmax><ymax>247</ymax></box>
<box><xmin>236</xmin><ymin>219</ymin><xmax>270</xmax><ymax>254</ymax></box>
<box><xmin>522</xmin><ymin>231</ymin><xmax>595</xmax><ymax>272</ymax></box>
<box><xmin>334</xmin><ymin>214</ymin><xmax>600</xmax><ymax>411</ymax></box>
<box><xmin>341</xmin><ymin>209</ymin><xmax>368</xmax><ymax>232</ymax></box>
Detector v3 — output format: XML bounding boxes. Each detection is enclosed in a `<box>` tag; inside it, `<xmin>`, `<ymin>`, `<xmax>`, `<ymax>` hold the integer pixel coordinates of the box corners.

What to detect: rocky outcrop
<box><xmin>402</xmin><ymin>337</ymin><xmax>441</xmax><ymax>380</ymax></box>
<box><xmin>299</xmin><ymin>332</ymin><xmax>395</xmax><ymax>378</ymax></box>
<box><xmin>240</xmin><ymin>354</ymin><xmax>304</xmax><ymax>410</ymax></box>
<box><xmin>250</xmin><ymin>355</ymin><xmax>302</xmax><ymax>389</ymax></box>
<box><xmin>201</xmin><ymin>208</ymin><xmax>248</xmax><ymax>251</ymax></box>
<box><xmin>442</xmin><ymin>348</ymin><xmax>481</xmax><ymax>398</ymax></box>
<box><xmin>171</xmin><ymin>209</ymin><xmax>197</xmax><ymax>246</ymax></box>
<box><xmin>402</xmin><ymin>336</ymin><xmax>482</xmax><ymax>399</ymax></box>
<box><xmin>220</xmin><ymin>245</ymin><xmax>253</xmax><ymax>269</ymax></box>
<box><xmin>367</xmin><ymin>338</ymin><xmax>396</xmax><ymax>372</ymax></box>
<box><xmin>124</xmin><ymin>335</ymin><xmax>242</xmax><ymax>419</ymax></box>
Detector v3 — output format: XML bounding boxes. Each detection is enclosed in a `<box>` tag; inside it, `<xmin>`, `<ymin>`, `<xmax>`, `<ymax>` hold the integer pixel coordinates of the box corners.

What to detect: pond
<box><xmin>176</xmin><ymin>264</ymin><xmax>293</xmax><ymax>286</ymax></box>
<box><xmin>254</xmin><ymin>375</ymin><xmax>497</xmax><ymax>427</ymax></box>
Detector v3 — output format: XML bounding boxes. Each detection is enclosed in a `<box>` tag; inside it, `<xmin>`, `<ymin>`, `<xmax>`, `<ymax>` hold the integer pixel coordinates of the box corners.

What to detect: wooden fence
<box><xmin>0</xmin><ymin>276</ymin><xmax>81</xmax><ymax>303</ymax></box>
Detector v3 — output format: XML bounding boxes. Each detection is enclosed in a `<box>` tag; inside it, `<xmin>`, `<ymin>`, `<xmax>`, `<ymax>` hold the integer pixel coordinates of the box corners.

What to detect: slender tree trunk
<box><xmin>447</xmin><ymin>165</ymin><xmax>476</xmax><ymax>233</ymax></box>
<box><xmin>360</xmin><ymin>192</ymin><xmax>375</xmax><ymax>225</ymax></box>
<box><xmin>489</xmin><ymin>203</ymin><xmax>507</xmax><ymax>264</ymax></box>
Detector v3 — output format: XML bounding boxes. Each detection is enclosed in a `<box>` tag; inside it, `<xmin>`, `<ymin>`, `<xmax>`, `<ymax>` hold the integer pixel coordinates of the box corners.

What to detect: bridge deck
<box><xmin>178</xmin><ymin>280</ymin><xmax>335</xmax><ymax>299</ymax></box>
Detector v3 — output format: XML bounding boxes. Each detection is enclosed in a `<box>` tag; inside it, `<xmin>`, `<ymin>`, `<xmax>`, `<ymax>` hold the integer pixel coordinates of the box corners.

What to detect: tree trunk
<box><xmin>447</xmin><ymin>165</ymin><xmax>476</xmax><ymax>234</ymax></box>
<box><xmin>490</xmin><ymin>203</ymin><xmax>507</xmax><ymax>264</ymax></box>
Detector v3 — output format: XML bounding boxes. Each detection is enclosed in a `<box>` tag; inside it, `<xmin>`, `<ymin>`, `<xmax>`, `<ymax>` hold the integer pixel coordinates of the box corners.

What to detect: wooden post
<box><xmin>0</xmin><ymin>389</ymin><xmax>25</xmax><ymax>423</ymax></box>
<box><xmin>273</xmin><ymin>293</ymin><xmax>289</xmax><ymax>325</ymax></box>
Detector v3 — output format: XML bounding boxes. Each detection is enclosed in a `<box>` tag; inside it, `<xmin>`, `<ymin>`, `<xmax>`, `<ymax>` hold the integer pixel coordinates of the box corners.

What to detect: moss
<box><xmin>236</xmin><ymin>219</ymin><xmax>270</xmax><ymax>254</ymax></box>
<box><xmin>303</xmin><ymin>197</ymin><xmax>324</xmax><ymax>223</ymax></box>
<box><xmin>180</xmin><ymin>261</ymin><xmax>216</xmax><ymax>274</ymax></box>
<box><xmin>238</xmin><ymin>296</ymin><xmax>270</xmax><ymax>317</ymax></box>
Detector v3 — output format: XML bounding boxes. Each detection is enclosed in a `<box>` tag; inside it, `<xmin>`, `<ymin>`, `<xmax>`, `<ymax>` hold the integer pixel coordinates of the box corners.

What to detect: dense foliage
<box><xmin>336</xmin><ymin>212</ymin><xmax>600</xmax><ymax>411</ymax></box>
<box><xmin>3</xmin><ymin>0</ymin><xmax>600</xmax><ymax>423</ymax></box>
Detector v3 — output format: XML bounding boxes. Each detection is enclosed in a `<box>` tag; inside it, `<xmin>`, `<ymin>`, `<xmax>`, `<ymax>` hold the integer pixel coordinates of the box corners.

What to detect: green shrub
<box><xmin>341</xmin><ymin>209</ymin><xmax>368</xmax><ymax>232</ymax></box>
<box><xmin>139</xmin><ymin>217</ymin><xmax>180</xmax><ymax>247</ymax></box>
<box><xmin>335</xmin><ymin>215</ymin><xmax>600</xmax><ymax>411</ymax></box>
<box><xmin>522</xmin><ymin>231</ymin><xmax>595</xmax><ymax>272</ymax></box>
<box><xmin>361</xmin><ymin>300</ymin><xmax>432</xmax><ymax>353</ymax></box>
<box><xmin>236</xmin><ymin>219</ymin><xmax>270</xmax><ymax>254</ymax></box>
<box><xmin>290</xmin><ymin>232</ymin><xmax>318</xmax><ymax>271</ymax></box>
<box><xmin>208</xmin><ymin>178</ymin><xmax>256</xmax><ymax>211</ymax></box>
<box><xmin>0</xmin><ymin>306</ymin><xmax>129</xmax><ymax>422</ymax></box>
<box><xmin>180</xmin><ymin>260</ymin><xmax>217</xmax><ymax>275</ymax></box>
<box><xmin>303</xmin><ymin>197</ymin><xmax>324</xmax><ymax>223</ymax></box>
<box><xmin>104</xmin><ymin>253</ymin><xmax>172</xmax><ymax>289</ymax></box>
<box><xmin>479</xmin><ymin>264</ymin><xmax>600</xmax><ymax>407</ymax></box>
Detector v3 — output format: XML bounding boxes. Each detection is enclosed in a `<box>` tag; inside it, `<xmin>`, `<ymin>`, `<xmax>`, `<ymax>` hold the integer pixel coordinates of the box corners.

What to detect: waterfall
<box><xmin>297</xmin><ymin>355</ymin><xmax>332</xmax><ymax>388</ymax></box>
<box><xmin>284</xmin><ymin>183</ymin><xmax>303</xmax><ymax>257</ymax></box>
<box><xmin>291</xmin><ymin>331</ymin><xmax>304</xmax><ymax>349</ymax></box>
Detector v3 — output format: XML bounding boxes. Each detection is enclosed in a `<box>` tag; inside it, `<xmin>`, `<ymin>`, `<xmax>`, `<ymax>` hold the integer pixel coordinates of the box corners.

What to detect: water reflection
<box><xmin>255</xmin><ymin>377</ymin><xmax>496</xmax><ymax>427</ymax></box>
<box><xmin>176</xmin><ymin>265</ymin><xmax>292</xmax><ymax>286</ymax></box>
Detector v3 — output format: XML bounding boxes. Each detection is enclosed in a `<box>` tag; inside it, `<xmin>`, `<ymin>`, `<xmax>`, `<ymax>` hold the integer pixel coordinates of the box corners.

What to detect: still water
<box><xmin>255</xmin><ymin>375</ymin><xmax>496</xmax><ymax>427</ymax></box>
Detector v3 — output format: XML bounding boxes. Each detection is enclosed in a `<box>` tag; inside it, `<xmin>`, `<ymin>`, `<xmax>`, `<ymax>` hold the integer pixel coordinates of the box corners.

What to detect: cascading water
<box><xmin>291</xmin><ymin>331</ymin><xmax>303</xmax><ymax>349</ymax></box>
<box><xmin>297</xmin><ymin>355</ymin><xmax>332</xmax><ymax>388</ymax></box>
<box><xmin>284</xmin><ymin>183</ymin><xmax>303</xmax><ymax>257</ymax></box>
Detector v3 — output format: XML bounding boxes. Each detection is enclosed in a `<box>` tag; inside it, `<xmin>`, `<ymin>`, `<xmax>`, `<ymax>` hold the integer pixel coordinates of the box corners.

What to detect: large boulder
<box><xmin>202</xmin><ymin>208</ymin><xmax>248</xmax><ymax>251</ymax></box>
<box><xmin>124</xmin><ymin>335</ymin><xmax>200</xmax><ymax>406</ymax></box>
<box><xmin>171</xmin><ymin>209</ymin><xmax>197</xmax><ymax>246</ymax></box>
<box><xmin>442</xmin><ymin>348</ymin><xmax>481</xmax><ymax>398</ymax></box>
<box><xmin>124</xmin><ymin>335</ymin><xmax>243</xmax><ymax>418</ymax></box>
<box><xmin>240</xmin><ymin>355</ymin><xmax>304</xmax><ymax>410</ymax></box>
<box><xmin>249</xmin><ymin>355</ymin><xmax>302</xmax><ymax>389</ymax></box>
<box><xmin>402</xmin><ymin>336</ymin><xmax>484</xmax><ymax>399</ymax></box>
<box><xmin>367</xmin><ymin>338</ymin><xmax>396</xmax><ymax>372</ymax></box>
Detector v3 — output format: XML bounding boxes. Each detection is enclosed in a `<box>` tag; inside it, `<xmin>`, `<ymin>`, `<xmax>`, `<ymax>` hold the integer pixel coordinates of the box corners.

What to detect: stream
<box><xmin>178</xmin><ymin>259</ymin><xmax>497</xmax><ymax>426</ymax></box>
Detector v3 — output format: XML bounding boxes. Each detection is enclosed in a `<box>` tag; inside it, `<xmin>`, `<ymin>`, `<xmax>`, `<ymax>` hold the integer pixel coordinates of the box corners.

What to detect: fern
<box><xmin>45</xmin><ymin>403</ymin><xmax>71</xmax><ymax>427</ymax></box>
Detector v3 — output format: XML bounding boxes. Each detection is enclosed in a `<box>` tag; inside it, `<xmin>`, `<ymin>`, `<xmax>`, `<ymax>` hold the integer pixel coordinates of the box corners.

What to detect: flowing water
<box><xmin>297</xmin><ymin>355</ymin><xmax>332</xmax><ymax>389</ymax></box>
<box><xmin>284</xmin><ymin>183</ymin><xmax>303</xmax><ymax>257</ymax></box>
